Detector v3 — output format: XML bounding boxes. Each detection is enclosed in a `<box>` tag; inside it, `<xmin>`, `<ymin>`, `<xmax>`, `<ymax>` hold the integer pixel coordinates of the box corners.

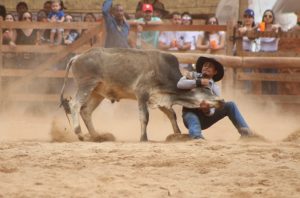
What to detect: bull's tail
<box><xmin>60</xmin><ymin>55</ymin><xmax>79</xmax><ymax>114</ymax></box>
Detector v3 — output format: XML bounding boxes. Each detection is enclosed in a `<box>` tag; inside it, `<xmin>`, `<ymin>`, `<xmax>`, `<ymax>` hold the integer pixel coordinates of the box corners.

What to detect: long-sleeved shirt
<box><xmin>102</xmin><ymin>0</ymin><xmax>130</xmax><ymax>48</ymax></box>
<box><xmin>177</xmin><ymin>72</ymin><xmax>221</xmax><ymax>116</ymax></box>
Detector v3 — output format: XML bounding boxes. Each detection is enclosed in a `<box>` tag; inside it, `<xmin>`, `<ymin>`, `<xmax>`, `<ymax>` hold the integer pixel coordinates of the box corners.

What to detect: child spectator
<box><xmin>16</xmin><ymin>1</ymin><xmax>29</xmax><ymax>21</ymax></box>
<box><xmin>48</xmin><ymin>0</ymin><xmax>65</xmax><ymax>45</ymax></box>
<box><xmin>43</xmin><ymin>1</ymin><xmax>52</xmax><ymax>16</ymax></box>
<box><xmin>196</xmin><ymin>16</ymin><xmax>226</xmax><ymax>53</ymax></box>
<box><xmin>37</xmin><ymin>9</ymin><xmax>51</xmax><ymax>44</ymax></box>
<box><xmin>63</xmin><ymin>14</ymin><xmax>80</xmax><ymax>45</ymax></box>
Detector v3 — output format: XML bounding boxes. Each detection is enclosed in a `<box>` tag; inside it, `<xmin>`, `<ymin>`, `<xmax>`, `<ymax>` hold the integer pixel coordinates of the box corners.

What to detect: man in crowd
<box><xmin>102</xmin><ymin>0</ymin><xmax>131</xmax><ymax>48</ymax></box>
<box><xmin>135</xmin><ymin>4</ymin><xmax>162</xmax><ymax>48</ymax></box>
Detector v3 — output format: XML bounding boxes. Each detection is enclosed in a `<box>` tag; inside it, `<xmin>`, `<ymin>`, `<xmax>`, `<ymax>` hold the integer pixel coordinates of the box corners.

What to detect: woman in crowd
<box><xmin>15</xmin><ymin>11</ymin><xmax>38</xmax><ymax>68</ymax></box>
<box><xmin>260</xmin><ymin>9</ymin><xmax>280</xmax><ymax>94</ymax></box>
<box><xmin>16</xmin><ymin>1</ymin><xmax>29</xmax><ymax>21</ymax></box>
<box><xmin>196</xmin><ymin>16</ymin><xmax>226</xmax><ymax>53</ymax></box>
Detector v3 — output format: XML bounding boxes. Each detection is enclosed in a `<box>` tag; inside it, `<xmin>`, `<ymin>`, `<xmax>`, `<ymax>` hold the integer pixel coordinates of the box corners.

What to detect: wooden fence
<box><xmin>0</xmin><ymin>20</ymin><xmax>300</xmax><ymax>106</ymax></box>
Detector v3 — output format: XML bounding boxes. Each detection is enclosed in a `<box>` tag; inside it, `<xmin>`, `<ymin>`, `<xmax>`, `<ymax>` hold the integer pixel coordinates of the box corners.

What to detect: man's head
<box><xmin>112</xmin><ymin>4</ymin><xmax>125</xmax><ymax>22</ymax></box>
<box><xmin>196</xmin><ymin>57</ymin><xmax>224</xmax><ymax>82</ymax></box>
<box><xmin>43</xmin><ymin>1</ymin><xmax>52</xmax><ymax>14</ymax></box>
<box><xmin>171</xmin><ymin>12</ymin><xmax>181</xmax><ymax>25</ymax></box>
<box><xmin>142</xmin><ymin>4</ymin><xmax>153</xmax><ymax>22</ymax></box>
<box><xmin>51</xmin><ymin>0</ymin><xmax>61</xmax><ymax>12</ymax></box>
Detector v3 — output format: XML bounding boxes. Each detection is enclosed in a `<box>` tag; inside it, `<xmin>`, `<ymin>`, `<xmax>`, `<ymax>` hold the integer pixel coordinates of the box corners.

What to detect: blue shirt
<box><xmin>102</xmin><ymin>0</ymin><xmax>130</xmax><ymax>48</ymax></box>
<box><xmin>48</xmin><ymin>10</ymin><xmax>64</xmax><ymax>20</ymax></box>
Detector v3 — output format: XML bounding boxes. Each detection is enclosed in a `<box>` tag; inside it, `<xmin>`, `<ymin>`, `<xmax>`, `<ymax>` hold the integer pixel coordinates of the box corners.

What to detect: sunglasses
<box><xmin>264</xmin><ymin>14</ymin><xmax>273</xmax><ymax>19</ymax></box>
<box><xmin>209</xmin><ymin>21</ymin><xmax>217</xmax><ymax>24</ymax></box>
<box><xmin>23</xmin><ymin>16</ymin><xmax>31</xmax><ymax>20</ymax></box>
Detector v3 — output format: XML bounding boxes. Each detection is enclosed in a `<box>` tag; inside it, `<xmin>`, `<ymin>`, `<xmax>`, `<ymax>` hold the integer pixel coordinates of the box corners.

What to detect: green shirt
<box><xmin>136</xmin><ymin>17</ymin><xmax>162</xmax><ymax>48</ymax></box>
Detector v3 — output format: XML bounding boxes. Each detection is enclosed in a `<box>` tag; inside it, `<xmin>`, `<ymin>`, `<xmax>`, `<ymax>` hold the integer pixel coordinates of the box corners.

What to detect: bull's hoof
<box><xmin>84</xmin><ymin>133</ymin><xmax>116</xmax><ymax>142</ymax></box>
<box><xmin>77</xmin><ymin>134</ymin><xmax>85</xmax><ymax>141</ymax></box>
<box><xmin>140</xmin><ymin>135</ymin><xmax>148</xmax><ymax>142</ymax></box>
<box><xmin>165</xmin><ymin>133</ymin><xmax>191</xmax><ymax>142</ymax></box>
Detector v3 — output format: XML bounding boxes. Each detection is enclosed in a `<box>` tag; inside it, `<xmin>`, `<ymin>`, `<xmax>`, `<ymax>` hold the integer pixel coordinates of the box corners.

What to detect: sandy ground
<box><xmin>0</xmin><ymin>96</ymin><xmax>300</xmax><ymax>198</ymax></box>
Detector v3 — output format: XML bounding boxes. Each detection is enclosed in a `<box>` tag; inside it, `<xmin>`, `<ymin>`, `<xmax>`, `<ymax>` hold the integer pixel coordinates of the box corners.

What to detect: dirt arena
<box><xmin>0</xmin><ymin>93</ymin><xmax>300</xmax><ymax>198</ymax></box>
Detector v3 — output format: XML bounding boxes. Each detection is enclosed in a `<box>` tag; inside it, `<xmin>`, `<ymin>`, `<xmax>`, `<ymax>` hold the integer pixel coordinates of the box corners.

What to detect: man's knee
<box><xmin>224</xmin><ymin>101</ymin><xmax>237</xmax><ymax>110</ymax></box>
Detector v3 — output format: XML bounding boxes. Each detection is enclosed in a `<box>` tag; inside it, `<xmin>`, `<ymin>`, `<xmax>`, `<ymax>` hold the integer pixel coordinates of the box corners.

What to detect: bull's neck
<box><xmin>170</xmin><ymin>89</ymin><xmax>202</xmax><ymax>109</ymax></box>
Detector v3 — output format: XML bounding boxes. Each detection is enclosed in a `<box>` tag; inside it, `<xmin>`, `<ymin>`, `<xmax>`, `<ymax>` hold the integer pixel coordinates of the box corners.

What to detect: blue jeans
<box><xmin>183</xmin><ymin>102</ymin><xmax>249</xmax><ymax>139</ymax></box>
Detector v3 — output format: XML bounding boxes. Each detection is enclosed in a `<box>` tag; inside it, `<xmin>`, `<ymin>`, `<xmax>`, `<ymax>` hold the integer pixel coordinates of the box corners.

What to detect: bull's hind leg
<box><xmin>80</xmin><ymin>93</ymin><xmax>104</xmax><ymax>139</ymax></box>
<box><xmin>70</xmin><ymin>86</ymin><xmax>96</xmax><ymax>141</ymax></box>
<box><xmin>159</xmin><ymin>107</ymin><xmax>181</xmax><ymax>134</ymax></box>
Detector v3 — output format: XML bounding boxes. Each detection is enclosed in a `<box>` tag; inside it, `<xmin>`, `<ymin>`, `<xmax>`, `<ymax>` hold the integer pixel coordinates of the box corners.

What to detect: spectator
<box><xmin>15</xmin><ymin>11</ymin><xmax>38</xmax><ymax>68</ymax></box>
<box><xmin>260</xmin><ymin>9</ymin><xmax>280</xmax><ymax>94</ymax></box>
<box><xmin>43</xmin><ymin>1</ymin><xmax>52</xmax><ymax>16</ymax></box>
<box><xmin>81</xmin><ymin>13</ymin><xmax>99</xmax><ymax>46</ymax></box>
<box><xmin>0</xmin><ymin>4</ymin><xmax>7</xmax><ymax>21</ymax></box>
<box><xmin>181</xmin><ymin>12</ymin><xmax>202</xmax><ymax>51</ymax></box>
<box><xmin>36</xmin><ymin>9</ymin><xmax>51</xmax><ymax>44</ymax></box>
<box><xmin>135</xmin><ymin>0</ymin><xmax>169</xmax><ymax>19</ymax></box>
<box><xmin>238</xmin><ymin>9</ymin><xmax>259</xmax><ymax>52</ymax></box>
<box><xmin>16</xmin><ymin>1</ymin><xmax>29</xmax><ymax>21</ymax></box>
<box><xmin>48</xmin><ymin>0</ymin><xmax>65</xmax><ymax>45</ymax></box>
<box><xmin>3</xmin><ymin>13</ymin><xmax>17</xmax><ymax>47</ymax></box>
<box><xmin>16</xmin><ymin>11</ymin><xmax>38</xmax><ymax>45</ymax></box>
<box><xmin>63</xmin><ymin>14</ymin><xmax>80</xmax><ymax>45</ymax></box>
<box><xmin>158</xmin><ymin>12</ymin><xmax>191</xmax><ymax>51</ymax></box>
<box><xmin>196</xmin><ymin>16</ymin><xmax>226</xmax><ymax>53</ymax></box>
<box><xmin>102</xmin><ymin>0</ymin><xmax>130</xmax><ymax>48</ymax></box>
<box><xmin>135</xmin><ymin>3</ymin><xmax>162</xmax><ymax>48</ymax></box>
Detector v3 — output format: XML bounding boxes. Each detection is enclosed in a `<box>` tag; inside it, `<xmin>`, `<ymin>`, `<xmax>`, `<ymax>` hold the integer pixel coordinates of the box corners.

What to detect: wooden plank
<box><xmin>1</xmin><ymin>69</ymin><xmax>74</xmax><ymax>78</ymax></box>
<box><xmin>1</xmin><ymin>45</ymin><xmax>65</xmax><ymax>53</ymax></box>
<box><xmin>138</xmin><ymin>24</ymin><xmax>227</xmax><ymax>32</ymax></box>
<box><xmin>237</xmin><ymin>73</ymin><xmax>300</xmax><ymax>82</ymax></box>
<box><xmin>246</xmin><ymin>94</ymin><xmax>300</xmax><ymax>104</ymax></box>
<box><xmin>0</xmin><ymin>21</ymin><xmax>100</xmax><ymax>30</ymax></box>
<box><xmin>241</xmin><ymin>51</ymin><xmax>300</xmax><ymax>57</ymax></box>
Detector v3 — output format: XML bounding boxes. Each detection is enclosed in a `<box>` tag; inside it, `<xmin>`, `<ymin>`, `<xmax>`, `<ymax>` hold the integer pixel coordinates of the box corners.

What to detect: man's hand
<box><xmin>199</xmin><ymin>100</ymin><xmax>210</xmax><ymax>113</ymax></box>
<box><xmin>200</xmin><ymin>78</ymin><xmax>210</xmax><ymax>87</ymax></box>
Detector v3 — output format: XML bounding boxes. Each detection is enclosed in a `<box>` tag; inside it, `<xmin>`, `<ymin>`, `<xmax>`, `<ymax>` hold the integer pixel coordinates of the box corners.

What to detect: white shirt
<box><xmin>159</xmin><ymin>31</ymin><xmax>191</xmax><ymax>51</ymax></box>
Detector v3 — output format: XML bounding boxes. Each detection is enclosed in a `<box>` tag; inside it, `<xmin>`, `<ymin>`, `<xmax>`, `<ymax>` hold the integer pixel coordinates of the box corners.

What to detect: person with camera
<box><xmin>177</xmin><ymin>56</ymin><xmax>254</xmax><ymax>140</ymax></box>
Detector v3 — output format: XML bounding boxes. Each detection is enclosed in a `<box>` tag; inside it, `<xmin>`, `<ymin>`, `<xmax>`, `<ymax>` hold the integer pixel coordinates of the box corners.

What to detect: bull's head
<box><xmin>174</xmin><ymin>88</ymin><xmax>225</xmax><ymax>109</ymax></box>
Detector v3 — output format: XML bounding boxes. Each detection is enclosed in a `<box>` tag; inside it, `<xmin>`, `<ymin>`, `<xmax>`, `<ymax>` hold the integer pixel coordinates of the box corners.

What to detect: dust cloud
<box><xmin>0</xmin><ymin>90</ymin><xmax>299</xmax><ymax>142</ymax></box>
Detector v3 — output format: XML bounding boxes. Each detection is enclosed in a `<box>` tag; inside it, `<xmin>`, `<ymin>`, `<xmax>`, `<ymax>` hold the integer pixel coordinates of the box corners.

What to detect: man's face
<box><xmin>44</xmin><ymin>2</ymin><xmax>52</xmax><ymax>14</ymax></box>
<box><xmin>143</xmin><ymin>10</ymin><xmax>153</xmax><ymax>21</ymax></box>
<box><xmin>201</xmin><ymin>62</ymin><xmax>217</xmax><ymax>79</ymax></box>
<box><xmin>172</xmin><ymin>14</ymin><xmax>181</xmax><ymax>25</ymax></box>
<box><xmin>113</xmin><ymin>5</ymin><xmax>124</xmax><ymax>22</ymax></box>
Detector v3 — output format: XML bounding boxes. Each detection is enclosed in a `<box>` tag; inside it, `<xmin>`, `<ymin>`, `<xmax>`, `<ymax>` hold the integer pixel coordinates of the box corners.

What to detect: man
<box><xmin>102</xmin><ymin>0</ymin><xmax>130</xmax><ymax>48</ymax></box>
<box><xmin>177</xmin><ymin>56</ymin><xmax>254</xmax><ymax>139</ymax></box>
<box><xmin>135</xmin><ymin>4</ymin><xmax>162</xmax><ymax>48</ymax></box>
<box><xmin>135</xmin><ymin>0</ymin><xmax>169</xmax><ymax>19</ymax></box>
<box><xmin>158</xmin><ymin>12</ymin><xmax>191</xmax><ymax>51</ymax></box>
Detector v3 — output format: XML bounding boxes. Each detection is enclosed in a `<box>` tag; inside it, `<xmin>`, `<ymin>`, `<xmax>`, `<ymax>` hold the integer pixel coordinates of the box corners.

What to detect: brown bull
<box><xmin>60</xmin><ymin>48</ymin><xmax>223</xmax><ymax>141</ymax></box>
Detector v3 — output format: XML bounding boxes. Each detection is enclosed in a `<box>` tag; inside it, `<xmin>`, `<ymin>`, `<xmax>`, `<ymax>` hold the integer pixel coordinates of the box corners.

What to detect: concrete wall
<box><xmin>2</xmin><ymin>0</ymin><xmax>221</xmax><ymax>15</ymax></box>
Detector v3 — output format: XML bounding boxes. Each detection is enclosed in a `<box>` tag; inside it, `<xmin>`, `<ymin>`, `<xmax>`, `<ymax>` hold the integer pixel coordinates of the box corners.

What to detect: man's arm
<box><xmin>102</xmin><ymin>0</ymin><xmax>113</xmax><ymax>16</ymax></box>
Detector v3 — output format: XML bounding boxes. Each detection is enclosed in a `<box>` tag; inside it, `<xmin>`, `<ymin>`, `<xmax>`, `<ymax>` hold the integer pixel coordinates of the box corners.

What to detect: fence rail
<box><xmin>0</xmin><ymin>21</ymin><xmax>299</xmax><ymax>104</ymax></box>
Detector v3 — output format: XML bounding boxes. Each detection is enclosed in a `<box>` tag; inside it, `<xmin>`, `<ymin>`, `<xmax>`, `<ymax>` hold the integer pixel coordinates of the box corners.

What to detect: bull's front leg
<box><xmin>138</xmin><ymin>100</ymin><xmax>149</xmax><ymax>142</ymax></box>
<box><xmin>159</xmin><ymin>107</ymin><xmax>181</xmax><ymax>134</ymax></box>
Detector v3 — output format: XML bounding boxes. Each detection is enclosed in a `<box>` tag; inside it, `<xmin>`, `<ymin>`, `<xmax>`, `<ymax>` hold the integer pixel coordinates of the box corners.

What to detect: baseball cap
<box><xmin>244</xmin><ymin>8</ymin><xmax>255</xmax><ymax>17</ymax></box>
<box><xmin>142</xmin><ymin>4</ymin><xmax>153</xmax><ymax>13</ymax></box>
